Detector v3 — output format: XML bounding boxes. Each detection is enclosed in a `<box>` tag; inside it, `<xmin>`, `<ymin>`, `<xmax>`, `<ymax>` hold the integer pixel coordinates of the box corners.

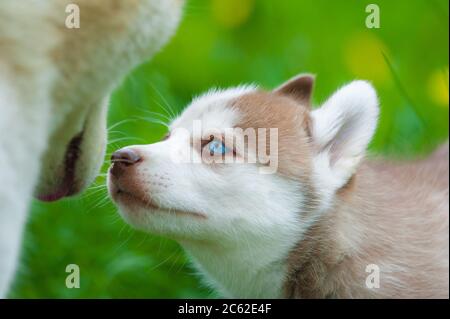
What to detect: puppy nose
<box><xmin>110</xmin><ymin>148</ymin><xmax>141</xmax><ymax>178</ymax></box>
<box><xmin>111</xmin><ymin>149</ymin><xmax>141</xmax><ymax>165</ymax></box>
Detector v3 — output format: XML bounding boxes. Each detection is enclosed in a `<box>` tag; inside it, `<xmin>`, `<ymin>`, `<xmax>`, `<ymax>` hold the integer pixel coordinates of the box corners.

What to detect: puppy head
<box><xmin>108</xmin><ymin>74</ymin><xmax>379</xmax><ymax>244</ymax></box>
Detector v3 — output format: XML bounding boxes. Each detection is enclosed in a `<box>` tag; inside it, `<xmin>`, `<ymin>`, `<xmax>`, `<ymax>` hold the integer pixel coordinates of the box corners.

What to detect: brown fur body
<box><xmin>285</xmin><ymin>143</ymin><xmax>449</xmax><ymax>298</ymax></box>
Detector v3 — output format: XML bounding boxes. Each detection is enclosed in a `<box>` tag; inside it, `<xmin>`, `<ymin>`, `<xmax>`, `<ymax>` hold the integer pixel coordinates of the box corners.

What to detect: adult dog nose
<box><xmin>110</xmin><ymin>148</ymin><xmax>141</xmax><ymax>178</ymax></box>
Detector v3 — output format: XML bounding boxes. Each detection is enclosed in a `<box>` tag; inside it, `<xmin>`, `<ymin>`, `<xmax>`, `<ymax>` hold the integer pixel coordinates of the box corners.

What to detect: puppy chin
<box><xmin>116</xmin><ymin>204</ymin><xmax>150</xmax><ymax>230</ymax></box>
<box><xmin>114</xmin><ymin>202</ymin><xmax>175</xmax><ymax>238</ymax></box>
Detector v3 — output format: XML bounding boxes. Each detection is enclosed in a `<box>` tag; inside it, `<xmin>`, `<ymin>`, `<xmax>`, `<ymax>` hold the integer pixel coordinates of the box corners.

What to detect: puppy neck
<box><xmin>180</xmin><ymin>228</ymin><xmax>299</xmax><ymax>298</ymax></box>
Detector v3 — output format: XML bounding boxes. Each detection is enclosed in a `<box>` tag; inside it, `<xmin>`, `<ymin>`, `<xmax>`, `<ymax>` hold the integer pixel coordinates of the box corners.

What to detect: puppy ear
<box><xmin>311</xmin><ymin>81</ymin><xmax>379</xmax><ymax>189</ymax></box>
<box><xmin>274</xmin><ymin>73</ymin><xmax>315</xmax><ymax>106</ymax></box>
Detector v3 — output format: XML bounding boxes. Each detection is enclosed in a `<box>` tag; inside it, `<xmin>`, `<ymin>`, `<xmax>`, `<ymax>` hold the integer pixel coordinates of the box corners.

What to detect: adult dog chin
<box><xmin>36</xmin><ymin>134</ymin><xmax>84</xmax><ymax>202</ymax></box>
<box><xmin>37</xmin><ymin>185</ymin><xmax>73</xmax><ymax>202</ymax></box>
<box><xmin>35</xmin><ymin>108</ymin><xmax>109</xmax><ymax>203</ymax></box>
<box><xmin>34</xmin><ymin>90</ymin><xmax>110</xmax><ymax>203</ymax></box>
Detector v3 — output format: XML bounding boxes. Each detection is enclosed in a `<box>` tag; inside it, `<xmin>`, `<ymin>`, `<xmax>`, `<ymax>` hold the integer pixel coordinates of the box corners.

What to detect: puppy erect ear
<box><xmin>311</xmin><ymin>81</ymin><xmax>379</xmax><ymax>190</ymax></box>
<box><xmin>274</xmin><ymin>73</ymin><xmax>315</xmax><ymax>106</ymax></box>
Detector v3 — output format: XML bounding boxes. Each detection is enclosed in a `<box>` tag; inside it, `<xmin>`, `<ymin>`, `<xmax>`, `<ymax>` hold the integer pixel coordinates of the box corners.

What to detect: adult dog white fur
<box><xmin>0</xmin><ymin>0</ymin><xmax>183</xmax><ymax>297</ymax></box>
<box><xmin>108</xmin><ymin>74</ymin><xmax>449</xmax><ymax>298</ymax></box>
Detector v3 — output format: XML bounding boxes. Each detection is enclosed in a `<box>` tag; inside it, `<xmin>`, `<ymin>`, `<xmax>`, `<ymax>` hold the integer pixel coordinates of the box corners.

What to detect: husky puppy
<box><xmin>0</xmin><ymin>0</ymin><xmax>183</xmax><ymax>297</ymax></box>
<box><xmin>108</xmin><ymin>74</ymin><xmax>449</xmax><ymax>298</ymax></box>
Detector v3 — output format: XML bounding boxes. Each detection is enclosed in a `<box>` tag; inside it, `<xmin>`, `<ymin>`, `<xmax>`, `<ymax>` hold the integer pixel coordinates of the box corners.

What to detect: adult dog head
<box><xmin>28</xmin><ymin>0</ymin><xmax>184</xmax><ymax>201</ymax></box>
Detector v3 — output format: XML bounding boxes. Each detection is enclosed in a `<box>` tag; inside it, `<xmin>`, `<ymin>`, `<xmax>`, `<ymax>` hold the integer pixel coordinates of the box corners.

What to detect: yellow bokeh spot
<box><xmin>212</xmin><ymin>0</ymin><xmax>255</xmax><ymax>29</ymax></box>
<box><xmin>427</xmin><ymin>68</ymin><xmax>449</xmax><ymax>107</ymax></box>
<box><xmin>343</xmin><ymin>32</ymin><xmax>390</xmax><ymax>84</ymax></box>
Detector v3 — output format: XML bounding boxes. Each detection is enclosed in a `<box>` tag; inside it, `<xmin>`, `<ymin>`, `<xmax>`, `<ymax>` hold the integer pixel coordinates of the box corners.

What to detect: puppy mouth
<box><xmin>114</xmin><ymin>188</ymin><xmax>159</xmax><ymax>210</ymax></box>
<box><xmin>110</xmin><ymin>182</ymin><xmax>206</xmax><ymax>219</ymax></box>
<box><xmin>37</xmin><ymin>133</ymin><xmax>83</xmax><ymax>202</ymax></box>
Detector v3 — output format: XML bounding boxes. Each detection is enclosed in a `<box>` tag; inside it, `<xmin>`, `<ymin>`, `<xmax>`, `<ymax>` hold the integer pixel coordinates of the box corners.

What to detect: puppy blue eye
<box><xmin>208</xmin><ymin>140</ymin><xmax>228</xmax><ymax>155</ymax></box>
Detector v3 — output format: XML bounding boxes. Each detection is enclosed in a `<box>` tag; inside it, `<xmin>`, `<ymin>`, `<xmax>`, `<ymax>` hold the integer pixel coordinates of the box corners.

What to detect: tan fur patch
<box><xmin>232</xmin><ymin>91</ymin><xmax>313</xmax><ymax>180</ymax></box>
<box><xmin>231</xmin><ymin>91</ymin><xmax>321</xmax><ymax>218</ymax></box>
<box><xmin>284</xmin><ymin>144</ymin><xmax>449</xmax><ymax>298</ymax></box>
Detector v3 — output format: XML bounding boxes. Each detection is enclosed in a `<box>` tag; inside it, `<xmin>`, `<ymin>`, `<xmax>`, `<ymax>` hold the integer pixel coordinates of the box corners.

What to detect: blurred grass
<box><xmin>10</xmin><ymin>0</ymin><xmax>448</xmax><ymax>298</ymax></box>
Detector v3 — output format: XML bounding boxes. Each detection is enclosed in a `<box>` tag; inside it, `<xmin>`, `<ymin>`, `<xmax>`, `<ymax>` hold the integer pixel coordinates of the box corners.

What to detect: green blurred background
<box><xmin>10</xmin><ymin>0</ymin><xmax>448</xmax><ymax>298</ymax></box>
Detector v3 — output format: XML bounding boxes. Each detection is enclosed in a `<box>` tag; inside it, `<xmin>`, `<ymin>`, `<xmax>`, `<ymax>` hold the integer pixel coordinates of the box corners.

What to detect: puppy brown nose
<box><xmin>110</xmin><ymin>149</ymin><xmax>141</xmax><ymax>178</ymax></box>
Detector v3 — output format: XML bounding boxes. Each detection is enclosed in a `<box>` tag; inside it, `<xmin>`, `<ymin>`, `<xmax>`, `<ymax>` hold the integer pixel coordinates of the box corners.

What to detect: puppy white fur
<box><xmin>0</xmin><ymin>0</ymin><xmax>183</xmax><ymax>297</ymax></box>
<box><xmin>108</xmin><ymin>74</ymin><xmax>448</xmax><ymax>298</ymax></box>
